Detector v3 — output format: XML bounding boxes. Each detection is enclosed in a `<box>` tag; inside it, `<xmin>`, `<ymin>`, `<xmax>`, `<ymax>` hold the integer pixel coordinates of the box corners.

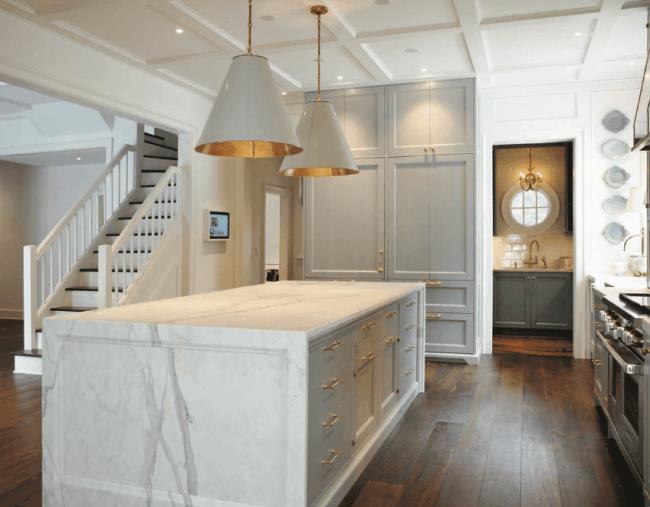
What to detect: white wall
<box><xmin>264</xmin><ymin>193</ymin><xmax>281</xmax><ymax>269</ymax></box>
<box><xmin>479</xmin><ymin>78</ymin><xmax>644</xmax><ymax>359</ymax></box>
<box><xmin>0</xmin><ymin>161</ymin><xmax>26</xmax><ymax>317</ymax></box>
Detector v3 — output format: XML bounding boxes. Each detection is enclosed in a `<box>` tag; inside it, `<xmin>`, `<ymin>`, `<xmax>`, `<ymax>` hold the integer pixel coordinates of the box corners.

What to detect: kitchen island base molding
<box><xmin>42</xmin><ymin>281</ymin><xmax>425</xmax><ymax>507</ymax></box>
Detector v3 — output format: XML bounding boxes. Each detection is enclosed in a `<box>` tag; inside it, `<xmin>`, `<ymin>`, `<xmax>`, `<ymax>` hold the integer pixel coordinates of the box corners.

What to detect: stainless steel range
<box><xmin>593</xmin><ymin>290</ymin><xmax>648</xmax><ymax>490</ymax></box>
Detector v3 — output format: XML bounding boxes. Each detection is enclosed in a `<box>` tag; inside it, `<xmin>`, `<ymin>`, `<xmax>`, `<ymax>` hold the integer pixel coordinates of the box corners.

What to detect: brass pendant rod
<box><xmin>317</xmin><ymin>11</ymin><xmax>322</xmax><ymax>101</ymax></box>
<box><xmin>247</xmin><ymin>0</ymin><xmax>253</xmax><ymax>55</ymax></box>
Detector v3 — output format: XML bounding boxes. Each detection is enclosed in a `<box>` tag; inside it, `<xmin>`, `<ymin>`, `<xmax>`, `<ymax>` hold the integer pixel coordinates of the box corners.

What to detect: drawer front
<box><xmin>425</xmin><ymin>312</ymin><xmax>475</xmax><ymax>354</ymax></box>
<box><xmin>398</xmin><ymin>356</ymin><xmax>417</xmax><ymax>395</ymax></box>
<box><xmin>425</xmin><ymin>281</ymin><xmax>474</xmax><ymax>313</ymax></box>
<box><xmin>381</xmin><ymin>303</ymin><xmax>400</xmax><ymax>337</ymax></box>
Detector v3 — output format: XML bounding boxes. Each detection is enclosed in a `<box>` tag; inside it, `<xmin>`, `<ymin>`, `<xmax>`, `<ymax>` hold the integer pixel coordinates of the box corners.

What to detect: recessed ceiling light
<box><xmin>574</xmin><ymin>31</ymin><xmax>582</xmax><ymax>37</ymax></box>
<box><xmin>374</xmin><ymin>0</ymin><xmax>390</xmax><ymax>5</ymax></box>
<box><xmin>260</xmin><ymin>14</ymin><xmax>275</xmax><ymax>21</ymax></box>
<box><xmin>420</xmin><ymin>67</ymin><xmax>427</xmax><ymax>73</ymax></box>
<box><xmin>337</xmin><ymin>75</ymin><xmax>343</xmax><ymax>80</ymax></box>
<box><xmin>282</xmin><ymin>91</ymin><xmax>287</xmax><ymax>96</ymax></box>
<box><xmin>405</xmin><ymin>48</ymin><xmax>418</xmax><ymax>54</ymax></box>
<box><xmin>76</xmin><ymin>157</ymin><xmax>81</xmax><ymax>161</ymax></box>
<box><xmin>629</xmin><ymin>61</ymin><xmax>636</xmax><ymax>66</ymax></box>
<box><xmin>175</xmin><ymin>28</ymin><xmax>184</xmax><ymax>34</ymax></box>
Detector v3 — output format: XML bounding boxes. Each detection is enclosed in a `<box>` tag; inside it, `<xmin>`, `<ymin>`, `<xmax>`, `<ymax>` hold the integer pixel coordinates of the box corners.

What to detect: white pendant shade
<box><xmin>195</xmin><ymin>54</ymin><xmax>302</xmax><ymax>158</ymax></box>
<box><xmin>279</xmin><ymin>100</ymin><xmax>358</xmax><ymax>177</ymax></box>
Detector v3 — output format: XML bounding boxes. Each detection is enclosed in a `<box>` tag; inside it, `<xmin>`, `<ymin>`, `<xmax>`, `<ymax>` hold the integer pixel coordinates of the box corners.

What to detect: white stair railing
<box><xmin>98</xmin><ymin>166</ymin><xmax>182</xmax><ymax>308</ymax></box>
<box><xmin>23</xmin><ymin>145</ymin><xmax>137</xmax><ymax>349</ymax></box>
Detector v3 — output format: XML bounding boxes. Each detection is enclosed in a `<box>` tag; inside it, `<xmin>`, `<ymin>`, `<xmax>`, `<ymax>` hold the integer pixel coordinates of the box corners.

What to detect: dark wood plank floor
<box><xmin>340</xmin><ymin>355</ymin><xmax>643</xmax><ymax>507</ymax></box>
<box><xmin>0</xmin><ymin>324</ymin><xmax>642</xmax><ymax>507</ymax></box>
<box><xmin>493</xmin><ymin>335</ymin><xmax>573</xmax><ymax>357</ymax></box>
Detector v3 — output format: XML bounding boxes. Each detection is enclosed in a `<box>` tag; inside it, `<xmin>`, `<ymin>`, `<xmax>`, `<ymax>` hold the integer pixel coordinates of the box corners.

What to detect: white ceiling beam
<box><xmin>451</xmin><ymin>0</ymin><xmax>491</xmax><ymax>76</ymax></box>
<box><xmin>580</xmin><ymin>0</ymin><xmax>627</xmax><ymax>79</ymax></box>
<box><xmin>480</xmin><ymin>8</ymin><xmax>600</xmax><ymax>27</ymax></box>
<box><xmin>311</xmin><ymin>1</ymin><xmax>391</xmax><ymax>82</ymax></box>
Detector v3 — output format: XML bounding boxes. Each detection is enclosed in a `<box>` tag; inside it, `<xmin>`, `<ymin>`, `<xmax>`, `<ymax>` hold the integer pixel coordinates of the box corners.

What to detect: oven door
<box><xmin>602</xmin><ymin>334</ymin><xmax>644</xmax><ymax>476</ymax></box>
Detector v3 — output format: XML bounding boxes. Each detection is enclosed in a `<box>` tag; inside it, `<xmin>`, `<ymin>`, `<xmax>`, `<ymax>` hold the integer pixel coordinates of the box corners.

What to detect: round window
<box><xmin>502</xmin><ymin>184</ymin><xmax>560</xmax><ymax>234</ymax></box>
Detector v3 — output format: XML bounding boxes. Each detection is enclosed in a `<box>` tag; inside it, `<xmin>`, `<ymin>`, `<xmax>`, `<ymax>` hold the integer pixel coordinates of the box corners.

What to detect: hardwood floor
<box><xmin>493</xmin><ymin>335</ymin><xmax>573</xmax><ymax>357</ymax></box>
<box><xmin>340</xmin><ymin>355</ymin><xmax>643</xmax><ymax>507</ymax></box>
<box><xmin>0</xmin><ymin>331</ymin><xmax>642</xmax><ymax>507</ymax></box>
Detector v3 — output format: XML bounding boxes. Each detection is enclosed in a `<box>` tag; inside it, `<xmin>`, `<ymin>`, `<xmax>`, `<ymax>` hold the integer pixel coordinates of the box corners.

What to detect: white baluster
<box><xmin>23</xmin><ymin>246</ymin><xmax>37</xmax><ymax>350</ymax></box>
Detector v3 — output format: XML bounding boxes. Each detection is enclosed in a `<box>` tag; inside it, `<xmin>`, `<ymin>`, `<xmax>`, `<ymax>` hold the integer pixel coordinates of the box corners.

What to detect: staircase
<box><xmin>14</xmin><ymin>128</ymin><xmax>182</xmax><ymax>374</ymax></box>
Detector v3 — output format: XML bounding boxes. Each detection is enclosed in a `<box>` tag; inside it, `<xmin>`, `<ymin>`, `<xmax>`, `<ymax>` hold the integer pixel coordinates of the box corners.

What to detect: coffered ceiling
<box><xmin>1</xmin><ymin>0</ymin><xmax>648</xmax><ymax>96</ymax></box>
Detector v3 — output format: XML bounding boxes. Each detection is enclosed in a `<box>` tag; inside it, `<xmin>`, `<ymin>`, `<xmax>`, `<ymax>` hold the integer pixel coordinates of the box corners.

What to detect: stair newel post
<box><xmin>23</xmin><ymin>245</ymin><xmax>38</xmax><ymax>350</ymax></box>
<box><xmin>98</xmin><ymin>245</ymin><xmax>113</xmax><ymax>308</ymax></box>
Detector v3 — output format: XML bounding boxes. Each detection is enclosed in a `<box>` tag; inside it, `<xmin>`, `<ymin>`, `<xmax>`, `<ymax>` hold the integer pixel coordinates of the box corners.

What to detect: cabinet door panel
<box><xmin>345</xmin><ymin>87</ymin><xmax>385</xmax><ymax>157</ymax></box>
<box><xmin>306</xmin><ymin>159</ymin><xmax>385</xmax><ymax>279</ymax></box>
<box><xmin>429</xmin><ymin>79</ymin><xmax>474</xmax><ymax>155</ymax></box>
<box><xmin>387</xmin><ymin>157</ymin><xmax>431</xmax><ymax>279</ymax></box>
<box><xmin>493</xmin><ymin>273</ymin><xmax>529</xmax><ymax>328</ymax></box>
<box><xmin>305</xmin><ymin>90</ymin><xmax>345</xmax><ymax>124</ymax></box>
<box><xmin>387</xmin><ymin>82</ymin><xmax>430</xmax><ymax>157</ymax></box>
<box><xmin>425</xmin><ymin>281</ymin><xmax>474</xmax><ymax>313</ymax></box>
<box><xmin>531</xmin><ymin>274</ymin><xmax>573</xmax><ymax>330</ymax></box>
<box><xmin>429</xmin><ymin>154</ymin><xmax>474</xmax><ymax>279</ymax></box>
<box><xmin>425</xmin><ymin>313</ymin><xmax>474</xmax><ymax>355</ymax></box>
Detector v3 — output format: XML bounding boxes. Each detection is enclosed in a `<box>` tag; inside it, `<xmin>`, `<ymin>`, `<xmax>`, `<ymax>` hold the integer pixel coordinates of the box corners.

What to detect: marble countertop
<box><xmin>50</xmin><ymin>281</ymin><xmax>423</xmax><ymax>339</ymax></box>
<box><xmin>493</xmin><ymin>268</ymin><xmax>573</xmax><ymax>273</ymax></box>
<box><xmin>587</xmin><ymin>274</ymin><xmax>648</xmax><ymax>289</ymax></box>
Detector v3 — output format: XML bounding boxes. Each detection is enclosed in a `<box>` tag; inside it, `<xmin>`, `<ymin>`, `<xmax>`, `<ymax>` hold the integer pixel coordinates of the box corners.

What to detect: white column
<box><xmin>23</xmin><ymin>245</ymin><xmax>37</xmax><ymax>350</ymax></box>
<box><xmin>98</xmin><ymin>245</ymin><xmax>113</xmax><ymax>308</ymax></box>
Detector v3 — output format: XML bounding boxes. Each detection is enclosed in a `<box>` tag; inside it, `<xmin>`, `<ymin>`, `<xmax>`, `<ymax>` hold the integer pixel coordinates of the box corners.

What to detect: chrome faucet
<box><xmin>624</xmin><ymin>227</ymin><xmax>646</xmax><ymax>255</ymax></box>
<box><xmin>524</xmin><ymin>239</ymin><xmax>540</xmax><ymax>267</ymax></box>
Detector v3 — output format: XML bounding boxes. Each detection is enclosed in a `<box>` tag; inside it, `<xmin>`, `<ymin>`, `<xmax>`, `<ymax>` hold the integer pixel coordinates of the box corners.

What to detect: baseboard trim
<box><xmin>14</xmin><ymin>355</ymin><xmax>42</xmax><ymax>375</ymax></box>
<box><xmin>0</xmin><ymin>308</ymin><xmax>23</xmax><ymax>320</ymax></box>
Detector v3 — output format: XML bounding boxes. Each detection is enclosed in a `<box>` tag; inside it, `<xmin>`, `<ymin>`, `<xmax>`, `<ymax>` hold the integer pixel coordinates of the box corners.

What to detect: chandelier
<box><xmin>519</xmin><ymin>147</ymin><xmax>543</xmax><ymax>191</ymax></box>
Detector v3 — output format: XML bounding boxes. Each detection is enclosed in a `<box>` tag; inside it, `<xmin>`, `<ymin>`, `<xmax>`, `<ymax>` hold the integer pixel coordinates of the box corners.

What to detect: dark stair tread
<box><xmin>144</xmin><ymin>132</ymin><xmax>165</xmax><ymax>141</ymax></box>
<box><xmin>140</xmin><ymin>184</ymin><xmax>177</xmax><ymax>188</ymax></box>
<box><xmin>129</xmin><ymin>200</ymin><xmax>177</xmax><ymax>205</ymax></box>
<box><xmin>144</xmin><ymin>139</ymin><xmax>178</xmax><ymax>151</ymax></box>
<box><xmin>143</xmin><ymin>155</ymin><xmax>177</xmax><ymax>161</ymax></box>
<box><xmin>80</xmin><ymin>268</ymin><xmax>138</xmax><ymax>273</ymax></box>
<box><xmin>35</xmin><ymin>329</ymin><xmax>42</xmax><ymax>334</ymax></box>
<box><xmin>11</xmin><ymin>349</ymin><xmax>42</xmax><ymax>358</ymax></box>
<box><xmin>118</xmin><ymin>215</ymin><xmax>173</xmax><ymax>220</ymax></box>
<box><xmin>50</xmin><ymin>306</ymin><xmax>97</xmax><ymax>312</ymax></box>
<box><xmin>92</xmin><ymin>249</ymin><xmax>151</xmax><ymax>254</ymax></box>
<box><xmin>142</xmin><ymin>169</ymin><xmax>168</xmax><ymax>173</ymax></box>
<box><xmin>65</xmin><ymin>286</ymin><xmax>124</xmax><ymax>292</ymax></box>
<box><xmin>105</xmin><ymin>232</ymin><xmax>162</xmax><ymax>237</ymax></box>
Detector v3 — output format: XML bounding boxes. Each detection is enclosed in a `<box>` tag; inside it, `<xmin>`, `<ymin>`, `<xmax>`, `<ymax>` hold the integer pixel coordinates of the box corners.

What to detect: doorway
<box><xmin>263</xmin><ymin>186</ymin><xmax>292</xmax><ymax>282</ymax></box>
<box><xmin>491</xmin><ymin>142</ymin><xmax>575</xmax><ymax>356</ymax></box>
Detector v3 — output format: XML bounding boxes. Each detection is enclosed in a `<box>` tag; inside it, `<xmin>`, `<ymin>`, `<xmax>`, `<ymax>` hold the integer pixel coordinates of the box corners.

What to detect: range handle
<box><xmin>597</xmin><ymin>331</ymin><xmax>644</xmax><ymax>376</ymax></box>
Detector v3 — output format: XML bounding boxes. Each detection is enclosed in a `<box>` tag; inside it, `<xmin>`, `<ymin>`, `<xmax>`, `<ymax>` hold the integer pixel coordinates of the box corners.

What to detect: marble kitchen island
<box><xmin>42</xmin><ymin>281</ymin><xmax>425</xmax><ymax>507</ymax></box>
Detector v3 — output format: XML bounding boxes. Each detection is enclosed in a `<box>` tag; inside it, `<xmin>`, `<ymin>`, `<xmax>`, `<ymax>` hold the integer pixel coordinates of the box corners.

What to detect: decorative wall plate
<box><xmin>602</xmin><ymin>139</ymin><xmax>630</xmax><ymax>160</ymax></box>
<box><xmin>601</xmin><ymin>195</ymin><xmax>627</xmax><ymax>215</ymax></box>
<box><xmin>602</xmin><ymin>110</ymin><xmax>630</xmax><ymax>133</ymax></box>
<box><xmin>602</xmin><ymin>222</ymin><xmax>629</xmax><ymax>244</ymax></box>
<box><xmin>603</xmin><ymin>166</ymin><xmax>631</xmax><ymax>188</ymax></box>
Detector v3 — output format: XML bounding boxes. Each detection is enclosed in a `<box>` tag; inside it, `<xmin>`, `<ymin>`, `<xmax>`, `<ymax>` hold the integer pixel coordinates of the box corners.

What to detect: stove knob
<box><xmin>605</xmin><ymin>319</ymin><xmax>615</xmax><ymax>333</ymax></box>
<box><xmin>622</xmin><ymin>330</ymin><xmax>634</xmax><ymax>345</ymax></box>
<box><xmin>613</xmin><ymin>327</ymin><xmax>624</xmax><ymax>340</ymax></box>
<box><xmin>599</xmin><ymin>310</ymin><xmax>608</xmax><ymax>322</ymax></box>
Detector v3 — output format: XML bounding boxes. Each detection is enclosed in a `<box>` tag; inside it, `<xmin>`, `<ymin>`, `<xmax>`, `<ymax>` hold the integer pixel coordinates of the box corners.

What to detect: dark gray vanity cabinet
<box><xmin>493</xmin><ymin>271</ymin><xmax>572</xmax><ymax>331</ymax></box>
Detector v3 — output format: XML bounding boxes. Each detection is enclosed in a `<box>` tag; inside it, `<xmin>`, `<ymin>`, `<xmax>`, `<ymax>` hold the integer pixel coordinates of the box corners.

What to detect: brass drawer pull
<box><xmin>406</xmin><ymin>301</ymin><xmax>416</xmax><ymax>308</ymax></box>
<box><xmin>385</xmin><ymin>311</ymin><xmax>398</xmax><ymax>320</ymax></box>
<box><xmin>321</xmin><ymin>377</ymin><xmax>342</xmax><ymax>390</ymax></box>
<box><xmin>405</xmin><ymin>324</ymin><xmax>416</xmax><ymax>331</ymax></box>
<box><xmin>426</xmin><ymin>280</ymin><xmax>443</xmax><ymax>287</ymax></box>
<box><xmin>426</xmin><ymin>313</ymin><xmax>442</xmax><ymax>321</ymax></box>
<box><xmin>592</xmin><ymin>359</ymin><xmax>603</xmax><ymax>367</ymax></box>
<box><xmin>321</xmin><ymin>413</ymin><xmax>343</xmax><ymax>428</ymax></box>
<box><xmin>353</xmin><ymin>352</ymin><xmax>376</xmax><ymax>377</ymax></box>
<box><xmin>321</xmin><ymin>448</ymin><xmax>342</xmax><ymax>466</ymax></box>
<box><xmin>322</xmin><ymin>340</ymin><xmax>343</xmax><ymax>352</ymax></box>
<box><xmin>384</xmin><ymin>335</ymin><xmax>400</xmax><ymax>345</ymax></box>
<box><xmin>362</xmin><ymin>322</ymin><xmax>377</xmax><ymax>332</ymax></box>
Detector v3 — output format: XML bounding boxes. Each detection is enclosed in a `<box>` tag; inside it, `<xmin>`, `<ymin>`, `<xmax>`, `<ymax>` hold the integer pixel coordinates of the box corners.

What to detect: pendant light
<box><xmin>195</xmin><ymin>0</ymin><xmax>302</xmax><ymax>158</ymax></box>
<box><xmin>279</xmin><ymin>5</ymin><xmax>358</xmax><ymax>177</ymax></box>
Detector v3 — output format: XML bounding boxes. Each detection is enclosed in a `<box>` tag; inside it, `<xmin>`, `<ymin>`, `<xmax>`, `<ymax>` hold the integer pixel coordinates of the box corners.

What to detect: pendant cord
<box><xmin>317</xmin><ymin>12</ymin><xmax>322</xmax><ymax>101</ymax></box>
<box><xmin>247</xmin><ymin>0</ymin><xmax>253</xmax><ymax>55</ymax></box>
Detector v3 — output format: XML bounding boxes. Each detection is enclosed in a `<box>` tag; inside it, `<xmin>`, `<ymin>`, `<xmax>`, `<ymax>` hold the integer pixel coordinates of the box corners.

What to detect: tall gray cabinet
<box><xmin>304</xmin><ymin>79</ymin><xmax>477</xmax><ymax>361</ymax></box>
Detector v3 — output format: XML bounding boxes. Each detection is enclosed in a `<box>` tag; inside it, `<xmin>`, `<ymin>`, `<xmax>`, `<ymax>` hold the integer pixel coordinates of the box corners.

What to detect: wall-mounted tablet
<box><xmin>204</xmin><ymin>210</ymin><xmax>230</xmax><ymax>241</ymax></box>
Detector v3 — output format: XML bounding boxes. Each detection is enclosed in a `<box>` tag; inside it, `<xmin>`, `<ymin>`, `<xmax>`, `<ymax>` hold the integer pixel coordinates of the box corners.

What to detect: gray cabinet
<box><xmin>306</xmin><ymin>86</ymin><xmax>385</xmax><ymax>157</ymax></box>
<box><xmin>305</xmin><ymin>159</ymin><xmax>385</xmax><ymax>279</ymax></box>
<box><xmin>386</xmin><ymin>154</ymin><xmax>474</xmax><ymax>281</ymax></box>
<box><xmin>387</xmin><ymin>79</ymin><xmax>474</xmax><ymax>157</ymax></box>
<box><xmin>425</xmin><ymin>313</ymin><xmax>474</xmax><ymax>354</ymax></box>
<box><xmin>493</xmin><ymin>271</ymin><xmax>573</xmax><ymax>330</ymax></box>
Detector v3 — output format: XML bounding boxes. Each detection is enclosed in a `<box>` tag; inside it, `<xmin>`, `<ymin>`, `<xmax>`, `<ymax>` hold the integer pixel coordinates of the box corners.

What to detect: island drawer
<box><xmin>400</xmin><ymin>294</ymin><xmax>418</xmax><ymax>324</ymax></box>
<box><xmin>424</xmin><ymin>281</ymin><xmax>474</xmax><ymax>314</ymax></box>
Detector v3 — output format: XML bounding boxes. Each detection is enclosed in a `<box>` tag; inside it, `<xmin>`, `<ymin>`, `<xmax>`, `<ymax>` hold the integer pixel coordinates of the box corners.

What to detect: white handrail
<box><xmin>99</xmin><ymin>165</ymin><xmax>182</xmax><ymax>307</ymax></box>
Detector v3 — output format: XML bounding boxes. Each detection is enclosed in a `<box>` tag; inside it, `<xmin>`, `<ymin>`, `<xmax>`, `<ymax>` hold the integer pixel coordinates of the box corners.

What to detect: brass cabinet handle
<box><xmin>592</xmin><ymin>359</ymin><xmax>603</xmax><ymax>367</ymax></box>
<box><xmin>424</xmin><ymin>148</ymin><xmax>428</xmax><ymax>154</ymax></box>
<box><xmin>384</xmin><ymin>335</ymin><xmax>400</xmax><ymax>345</ymax></box>
<box><xmin>321</xmin><ymin>448</ymin><xmax>342</xmax><ymax>466</ymax></box>
<box><xmin>425</xmin><ymin>280</ymin><xmax>443</xmax><ymax>287</ymax></box>
<box><xmin>353</xmin><ymin>352</ymin><xmax>376</xmax><ymax>377</ymax></box>
<box><xmin>405</xmin><ymin>323</ymin><xmax>416</xmax><ymax>331</ymax></box>
<box><xmin>385</xmin><ymin>311</ymin><xmax>398</xmax><ymax>320</ymax></box>
<box><xmin>362</xmin><ymin>322</ymin><xmax>377</xmax><ymax>332</ymax></box>
<box><xmin>642</xmin><ymin>348</ymin><xmax>650</xmax><ymax>355</ymax></box>
<box><xmin>321</xmin><ymin>377</ymin><xmax>342</xmax><ymax>390</ymax></box>
<box><xmin>429</xmin><ymin>147</ymin><xmax>435</xmax><ymax>154</ymax></box>
<box><xmin>406</xmin><ymin>301</ymin><xmax>416</xmax><ymax>308</ymax></box>
<box><xmin>321</xmin><ymin>413</ymin><xmax>343</xmax><ymax>428</ymax></box>
<box><xmin>426</xmin><ymin>313</ymin><xmax>442</xmax><ymax>321</ymax></box>
<box><xmin>377</xmin><ymin>249</ymin><xmax>384</xmax><ymax>273</ymax></box>
<box><xmin>322</xmin><ymin>340</ymin><xmax>342</xmax><ymax>352</ymax></box>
